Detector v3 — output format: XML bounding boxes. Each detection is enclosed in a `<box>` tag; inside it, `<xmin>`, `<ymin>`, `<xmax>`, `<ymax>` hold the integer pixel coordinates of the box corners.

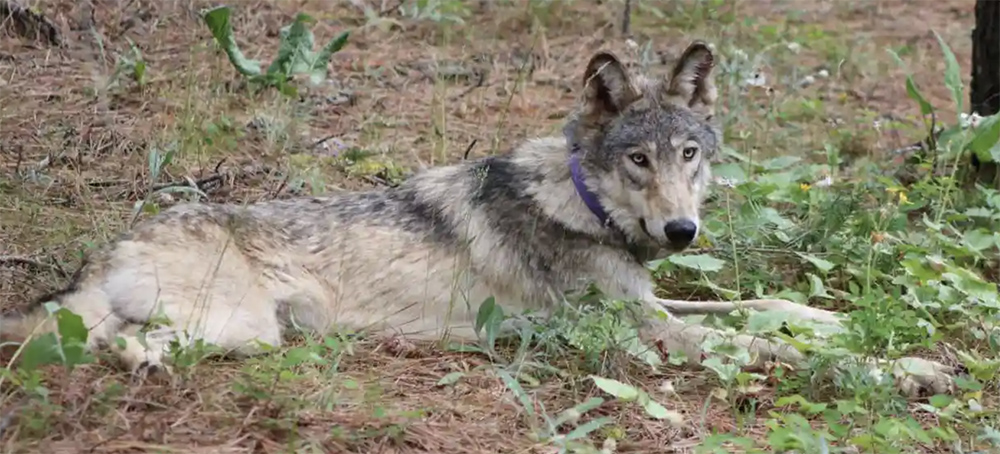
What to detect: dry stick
<box><xmin>0</xmin><ymin>255</ymin><xmax>68</xmax><ymax>278</ymax></box>
<box><xmin>450</xmin><ymin>70</ymin><xmax>487</xmax><ymax>102</ymax></box>
<box><xmin>622</xmin><ymin>0</ymin><xmax>633</xmax><ymax>37</ymax></box>
<box><xmin>463</xmin><ymin>139</ymin><xmax>478</xmax><ymax>160</ymax></box>
<box><xmin>378</xmin><ymin>0</ymin><xmax>405</xmax><ymax>16</ymax></box>
<box><xmin>148</xmin><ymin>174</ymin><xmax>223</xmax><ymax>193</ymax></box>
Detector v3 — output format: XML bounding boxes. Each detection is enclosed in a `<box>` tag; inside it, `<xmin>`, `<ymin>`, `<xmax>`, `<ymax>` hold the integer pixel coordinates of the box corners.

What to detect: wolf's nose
<box><xmin>664</xmin><ymin>219</ymin><xmax>697</xmax><ymax>245</ymax></box>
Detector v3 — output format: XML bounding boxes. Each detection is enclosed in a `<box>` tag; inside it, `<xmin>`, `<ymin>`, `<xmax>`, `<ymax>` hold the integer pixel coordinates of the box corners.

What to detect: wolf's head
<box><xmin>563</xmin><ymin>41</ymin><xmax>720</xmax><ymax>253</ymax></box>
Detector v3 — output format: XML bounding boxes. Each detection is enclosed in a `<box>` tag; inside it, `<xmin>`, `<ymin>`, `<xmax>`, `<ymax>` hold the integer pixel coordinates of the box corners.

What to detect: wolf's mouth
<box><xmin>638</xmin><ymin>218</ymin><xmax>651</xmax><ymax>237</ymax></box>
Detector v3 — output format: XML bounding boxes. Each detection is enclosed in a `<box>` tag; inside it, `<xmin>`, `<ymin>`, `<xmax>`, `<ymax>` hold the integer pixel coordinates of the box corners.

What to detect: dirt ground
<box><xmin>0</xmin><ymin>0</ymin><xmax>978</xmax><ymax>452</ymax></box>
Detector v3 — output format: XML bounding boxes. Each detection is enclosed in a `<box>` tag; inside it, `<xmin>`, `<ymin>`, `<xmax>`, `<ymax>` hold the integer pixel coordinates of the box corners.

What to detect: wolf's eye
<box><xmin>629</xmin><ymin>153</ymin><xmax>649</xmax><ymax>167</ymax></box>
<box><xmin>682</xmin><ymin>146</ymin><xmax>698</xmax><ymax>161</ymax></box>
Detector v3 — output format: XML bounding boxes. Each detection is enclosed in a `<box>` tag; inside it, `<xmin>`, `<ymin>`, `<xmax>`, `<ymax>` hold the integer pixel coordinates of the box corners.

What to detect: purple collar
<box><xmin>569</xmin><ymin>149</ymin><xmax>611</xmax><ymax>228</ymax></box>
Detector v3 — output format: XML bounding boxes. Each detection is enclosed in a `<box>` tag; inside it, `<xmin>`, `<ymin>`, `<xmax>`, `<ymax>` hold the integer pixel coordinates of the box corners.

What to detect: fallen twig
<box><xmin>463</xmin><ymin>139</ymin><xmax>478</xmax><ymax>160</ymax></box>
<box><xmin>148</xmin><ymin>174</ymin><xmax>224</xmax><ymax>193</ymax></box>
<box><xmin>622</xmin><ymin>0</ymin><xmax>633</xmax><ymax>37</ymax></box>
<box><xmin>0</xmin><ymin>255</ymin><xmax>68</xmax><ymax>277</ymax></box>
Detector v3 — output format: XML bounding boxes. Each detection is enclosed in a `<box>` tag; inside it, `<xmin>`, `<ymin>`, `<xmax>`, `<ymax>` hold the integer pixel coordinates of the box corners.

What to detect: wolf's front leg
<box><xmin>654</xmin><ymin>297</ymin><xmax>845</xmax><ymax>326</ymax></box>
<box><xmin>638</xmin><ymin>301</ymin><xmax>806</xmax><ymax>369</ymax></box>
<box><xmin>639</xmin><ymin>298</ymin><xmax>956</xmax><ymax>398</ymax></box>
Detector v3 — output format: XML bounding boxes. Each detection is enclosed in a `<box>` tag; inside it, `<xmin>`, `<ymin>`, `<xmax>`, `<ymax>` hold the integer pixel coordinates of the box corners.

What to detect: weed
<box><xmin>3</xmin><ymin>2</ymin><xmax>1000</xmax><ymax>453</ymax></box>
<box><xmin>202</xmin><ymin>6</ymin><xmax>350</xmax><ymax>97</ymax></box>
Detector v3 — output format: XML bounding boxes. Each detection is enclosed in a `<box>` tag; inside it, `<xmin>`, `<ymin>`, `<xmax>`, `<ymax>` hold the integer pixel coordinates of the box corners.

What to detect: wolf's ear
<box><xmin>582</xmin><ymin>52</ymin><xmax>640</xmax><ymax>121</ymax></box>
<box><xmin>665</xmin><ymin>41</ymin><xmax>717</xmax><ymax>119</ymax></box>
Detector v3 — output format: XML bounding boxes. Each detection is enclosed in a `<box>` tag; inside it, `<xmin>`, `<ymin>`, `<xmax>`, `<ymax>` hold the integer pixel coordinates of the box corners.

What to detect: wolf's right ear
<box><xmin>581</xmin><ymin>52</ymin><xmax>640</xmax><ymax>121</ymax></box>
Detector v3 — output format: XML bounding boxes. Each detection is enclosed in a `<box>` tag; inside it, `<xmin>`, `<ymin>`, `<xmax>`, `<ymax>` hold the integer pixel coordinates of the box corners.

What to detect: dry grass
<box><xmin>0</xmin><ymin>0</ymin><xmax>979</xmax><ymax>452</ymax></box>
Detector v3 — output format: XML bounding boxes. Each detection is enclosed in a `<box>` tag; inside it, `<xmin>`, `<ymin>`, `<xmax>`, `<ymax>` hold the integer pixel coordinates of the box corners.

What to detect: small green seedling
<box><xmin>202</xmin><ymin>6</ymin><xmax>350</xmax><ymax>96</ymax></box>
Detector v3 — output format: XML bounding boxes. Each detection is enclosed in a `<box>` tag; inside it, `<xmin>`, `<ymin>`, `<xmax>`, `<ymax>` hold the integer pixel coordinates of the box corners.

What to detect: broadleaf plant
<box><xmin>202</xmin><ymin>6</ymin><xmax>350</xmax><ymax>96</ymax></box>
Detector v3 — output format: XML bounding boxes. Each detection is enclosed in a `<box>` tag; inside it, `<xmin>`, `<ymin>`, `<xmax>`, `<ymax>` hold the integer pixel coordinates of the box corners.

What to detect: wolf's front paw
<box><xmin>889</xmin><ymin>357</ymin><xmax>955</xmax><ymax>398</ymax></box>
<box><xmin>128</xmin><ymin>358</ymin><xmax>173</xmax><ymax>384</ymax></box>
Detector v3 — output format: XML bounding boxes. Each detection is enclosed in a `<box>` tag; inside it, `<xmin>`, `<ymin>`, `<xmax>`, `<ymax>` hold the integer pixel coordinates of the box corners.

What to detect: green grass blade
<box><xmin>933</xmin><ymin>30</ymin><xmax>963</xmax><ymax>118</ymax></box>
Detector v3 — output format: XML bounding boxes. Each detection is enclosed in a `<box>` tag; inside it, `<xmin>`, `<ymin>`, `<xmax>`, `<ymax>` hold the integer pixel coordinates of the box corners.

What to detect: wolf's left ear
<box><xmin>582</xmin><ymin>52</ymin><xmax>640</xmax><ymax>121</ymax></box>
<box><xmin>665</xmin><ymin>41</ymin><xmax>717</xmax><ymax>120</ymax></box>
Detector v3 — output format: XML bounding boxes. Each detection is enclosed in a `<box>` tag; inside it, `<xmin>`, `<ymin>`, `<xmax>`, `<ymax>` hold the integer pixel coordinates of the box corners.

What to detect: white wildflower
<box><xmin>799</xmin><ymin>75</ymin><xmax>816</xmax><ymax>87</ymax></box>
<box><xmin>744</xmin><ymin>70</ymin><xmax>766</xmax><ymax>87</ymax></box>
<box><xmin>625</xmin><ymin>39</ymin><xmax>638</xmax><ymax>51</ymax></box>
<box><xmin>868</xmin><ymin>367</ymin><xmax>885</xmax><ymax>385</ymax></box>
<box><xmin>817</xmin><ymin>69</ymin><xmax>830</xmax><ymax>78</ymax></box>
<box><xmin>961</xmin><ymin>112</ymin><xmax>983</xmax><ymax>129</ymax></box>
<box><xmin>659</xmin><ymin>380</ymin><xmax>677</xmax><ymax>396</ymax></box>
<box><xmin>715</xmin><ymin>176</ymin><xmax>737</xmax><ymax>188</ymax></box>
<box><xmin>786</xmin><ymin>42</ymin><xmax>802</xmax><ymax>53</ymax></box>
<box><xmin>814</xmin><ymin>175</ymin><xmax>834</xmax><ymax>187</ymax></box>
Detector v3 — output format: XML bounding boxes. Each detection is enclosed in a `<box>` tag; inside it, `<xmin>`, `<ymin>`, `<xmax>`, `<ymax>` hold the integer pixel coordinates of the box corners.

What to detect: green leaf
<box><xmin>933</xmin><ymin>30</ymin><xmax>963</xmax><ymax>117</ymax></box>
<box><xmin>905</xmin><ymin>78</ymin><xmax>934</xmax><ymax>116</ymax></box>
<box><xmin>55</xmin><ymin>308</ymin><xmax>92</xmax><ymax>368</ymax></box>
<box><xmin>19</xmin><ymin>333</ymin><xmax>63</xmax><ymax>371</ymax></box>
<box><xmin>774</xmin><ymin>394</ymin><xmax>828</xmax><ymax>415</ymax></box>
<box><xmin>267</xmin><ymin>13</ymin><xmax>316</xmax><ymax>78</ymax></box>
<box><xmin>475</xmin><ymin>296</ymin><xmax>495</xmax><ymax>332</ymax></box>
<box><xmin>886</xmin><ymin>48</ymin><xmax>934</xmax><ymax>116</ymax></box>
<box><xmin>701</xmin><ymin>357</ymin><xmax>739</xmax><ymax>383</ymax></box>
<box><xmin>282</xmin><ymin>346</ymin><xmax>323</xmax><ymax>368</ymax></box>
<box><xmin>759</xmin><ymin>155</ymin><xmax>801</xmax><ymax>171</ymax></box>
<box><xmin>968</xmin><ymin>114</ymin><xmax>1000</xmax><ymax>163</ymax></box>
<box><xmin>590</xmin><ymin>375</ymin><xmax>639</xmax><ymax>401</ymax></box>
<box><xmin>497</xmin><ymin>369</ymin><xmax>535</xmax><ymax>417</ymax></box>
<box><xmin>203</xmin><ymin>6</ymin><xmax>263</xmax><ymax>77</ymax></box>
<box><xmin>668</xmin><ymin>254</ymin><xmax>726</xmax><ymax>272</ymax></box>
<box><xmin>963</xmin><ymin>228</ymin><xmax>998</xmax><ymax>252</ymax></box>
<box><xmin>310</xmin><ymin>31</ymin><xmax>350</xmax><ymax>85</ymax></box>
<box><xmin>436</xmin><ymin>371</ymin><xmax>465</xmax><ymax>386</ymax></box>
<box><xmin>553</xmin><ymin>396</ymin><xmax>605</xmax><ymax>428</ymax></box>
<box><xmin>564</xmin><ymin>416</ymin><xmax>612</xmax><ymax>441</ymax></box>
<box><xmin>18</xmin><ymin>307</ymin><xmax>95</xmax><ymax>371</ymax></box>
<box><xmin>796</xmin><ymin>252</ymin><xmax>836</xmax><ymax>273</ymax></box>
<box><xmin>928</xmin><ymin>394</ymin><xmax>954</xmax><ymax>409</ymax></box>
<box><xmin>712</xmin><ymin>162</ymin><xmax>748</xmax><ymax>184</ymax></box>
<box><xmin>807</xmin><ymin>273</ymin><xmax>834</xmax><ymax>299</ymax></box>
<box><xmin>474</xmin><ymin>297</ymin><xmax>504</xmax><ymax>349</ymax></box>
<box><xmin>745</xmin><ymin>310</ymin><xmax>790</xmax><ymax>334</ymax></box>
<box><xmin>638</xmin><ymin>392</ymin><xmax>681</xmax><ymax>422</ymax></box>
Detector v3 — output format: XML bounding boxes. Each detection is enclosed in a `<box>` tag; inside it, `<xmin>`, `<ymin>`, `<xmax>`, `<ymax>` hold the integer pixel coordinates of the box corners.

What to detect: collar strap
<box><xmin>569</xmin><ymin>146</ymin><xmax>612</xmax><ymax>228</ymax></box>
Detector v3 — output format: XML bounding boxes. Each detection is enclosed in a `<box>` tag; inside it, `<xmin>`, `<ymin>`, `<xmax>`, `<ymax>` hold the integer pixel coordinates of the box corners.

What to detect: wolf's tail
<box><xmin>0</xmin><ymin>290</ymin><xmax>70</xmax><ymax>343</ymax></box>
<box><xmin>1</xmin><ymin>282</ymin><xmax>120</xmax><ymax>351</ymax></box>
<box><xmin>0</xmin><ymin>304</ymin><xmax>54</xmax><ymax>342</ymax></box>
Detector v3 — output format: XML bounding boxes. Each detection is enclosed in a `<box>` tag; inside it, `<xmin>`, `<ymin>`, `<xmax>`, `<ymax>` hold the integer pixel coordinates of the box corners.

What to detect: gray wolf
<box><xmin>1</xmin><ymin>41</ymin><xmax>954</xmax><ymax>398</ymax></box>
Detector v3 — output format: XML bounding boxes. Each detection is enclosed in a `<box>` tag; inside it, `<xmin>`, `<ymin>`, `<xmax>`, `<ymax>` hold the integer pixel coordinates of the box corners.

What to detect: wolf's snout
<box><xmin>663</xmin><ymin>219</ymin><xmax>698</xmax><ymax>247</ymax></box>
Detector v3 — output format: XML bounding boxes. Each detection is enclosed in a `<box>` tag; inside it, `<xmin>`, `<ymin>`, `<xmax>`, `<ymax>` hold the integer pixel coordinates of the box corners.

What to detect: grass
<box><xmin>1</xmin><ymin>0</ymin><xmax>998</xmax><ymax>452</ymax></box>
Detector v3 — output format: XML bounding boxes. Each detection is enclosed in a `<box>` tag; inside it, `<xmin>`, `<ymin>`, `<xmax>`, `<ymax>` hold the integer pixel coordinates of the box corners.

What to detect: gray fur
<box><xmin>1</xmin><ymin>42</ymin><xmax>955</xmax><ymax>398</ymax></box>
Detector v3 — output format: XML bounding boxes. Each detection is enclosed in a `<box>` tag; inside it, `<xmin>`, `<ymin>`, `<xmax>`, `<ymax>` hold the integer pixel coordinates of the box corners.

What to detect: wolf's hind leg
<box><xmin>113</xmin><ymin>285</ymin><xmax>285</xmax><ymax>380</ymax></box>
<box><xmin>640</xmin><ymin>313</ymin><xmax>804</xmax><ymax>369</ymax></box>
<box><xmin>640</xmin><ymin>303</ymin><xmax>955</xmax><ymax>398</ymax></box>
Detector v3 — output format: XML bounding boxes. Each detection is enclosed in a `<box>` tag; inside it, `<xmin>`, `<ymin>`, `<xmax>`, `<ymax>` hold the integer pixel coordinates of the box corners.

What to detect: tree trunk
<box><xmin>969</xmin><ymin>0</ymin><xmax>1000</xmax><ymax>186</ymax></box>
